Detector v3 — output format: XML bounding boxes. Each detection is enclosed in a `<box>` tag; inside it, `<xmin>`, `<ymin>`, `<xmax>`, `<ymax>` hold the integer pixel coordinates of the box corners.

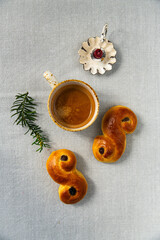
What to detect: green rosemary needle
<box><xmin>11</xmin><ymin>92</ymin><xmax>50</xmax><ymax>152</ymax></box>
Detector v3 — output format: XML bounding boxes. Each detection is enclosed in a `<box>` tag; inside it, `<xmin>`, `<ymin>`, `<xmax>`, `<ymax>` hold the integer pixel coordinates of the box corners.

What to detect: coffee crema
<box><xmin>51</xmin><ymin>84</ymin><xmax>95</xmax><ymax>129</ymax></box>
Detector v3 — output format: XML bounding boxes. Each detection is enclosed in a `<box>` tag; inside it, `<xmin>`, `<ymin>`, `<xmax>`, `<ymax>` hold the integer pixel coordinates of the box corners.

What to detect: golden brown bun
<box><xmin>46</xmin><ymin>149</ymin><xmax>88</xmax><ymax>204</ymax></box>
<box><xmin>93</xmin><ymin>106</ymin><xmax>137</xmax><ymax>163</ymax></box>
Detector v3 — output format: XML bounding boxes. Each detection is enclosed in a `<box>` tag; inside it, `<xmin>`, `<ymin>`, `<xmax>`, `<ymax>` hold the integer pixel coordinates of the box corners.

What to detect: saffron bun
<box><xmin>93</xmin><ymin>106</ymin><xmax>137</xmax><ymax>163</ymax></box>
<box><xmin>46</xmin><ymin>149</ymin><xmax>88</xmax><ymax>204</ymax></box>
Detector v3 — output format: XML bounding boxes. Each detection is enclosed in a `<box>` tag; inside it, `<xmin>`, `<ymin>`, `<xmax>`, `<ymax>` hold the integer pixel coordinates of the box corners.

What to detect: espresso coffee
<box><xmin>51</xmin><ymin>84</ymin><xmax>95</xmax><ymax>129</ymax></box>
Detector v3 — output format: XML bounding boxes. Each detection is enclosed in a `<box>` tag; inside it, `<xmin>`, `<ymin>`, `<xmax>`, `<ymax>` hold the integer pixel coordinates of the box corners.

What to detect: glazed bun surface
<box><xmin>46</xmin><ymin>149</ymin><xmax>88</xmax><ymax>204</ymax></box>
<box><xmin>93</xmin><ymin>106</ymin><xmax>137</xmax><ymax>163</ymax></box>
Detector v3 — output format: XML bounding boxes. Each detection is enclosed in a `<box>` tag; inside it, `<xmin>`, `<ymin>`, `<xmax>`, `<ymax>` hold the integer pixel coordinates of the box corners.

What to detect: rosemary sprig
<box><xmin>11</xmin><ymin>92</ymin><xmax>50</xmax><ymax>152</ymax></box>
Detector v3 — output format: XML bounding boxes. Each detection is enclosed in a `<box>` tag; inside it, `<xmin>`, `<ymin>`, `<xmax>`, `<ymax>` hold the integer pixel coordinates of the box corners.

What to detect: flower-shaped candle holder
<box><xmin>78</xmin><ymin>24</ymin><xmax>116</xmax><ymax>75</ymax></box>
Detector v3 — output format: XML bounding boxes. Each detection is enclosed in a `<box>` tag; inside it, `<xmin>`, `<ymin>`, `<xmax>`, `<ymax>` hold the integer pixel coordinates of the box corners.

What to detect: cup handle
<box><xmin>43</xmin><ymin>71</ymin><xmax>58</xmax><ymax>88</ymax></box>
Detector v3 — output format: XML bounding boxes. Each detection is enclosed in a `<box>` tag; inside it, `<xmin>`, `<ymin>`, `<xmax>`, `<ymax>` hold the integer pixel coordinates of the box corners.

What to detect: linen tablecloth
<box><xmin>0</xmin><ymin>0</ymin><xmax>160</xmax><ymax>239</ymax></box>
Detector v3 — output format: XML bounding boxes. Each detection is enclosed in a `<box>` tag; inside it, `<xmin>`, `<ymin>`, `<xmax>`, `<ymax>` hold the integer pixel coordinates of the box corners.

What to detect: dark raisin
<box><xmin>61</xmin><ymin>155</ymin><xmax>68</xmax><ymax>161</ymax></box>
<box><xmin>99</xmin><ymin>147</ymin><xmax>104</xmax><ymax>154</ymax></box>
<box><xmin>69</xmin><ymin>187</ymin><xmax>77</xmax><ymax>196</ymax></box>
<box><xmin>122</xmin><ymin>117</ymin><xmax>130</xmax><ymax>122</ymax></box>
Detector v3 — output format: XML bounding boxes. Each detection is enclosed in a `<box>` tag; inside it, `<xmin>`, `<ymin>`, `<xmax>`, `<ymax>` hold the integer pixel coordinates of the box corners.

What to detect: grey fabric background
<box><xmin>0</xmin><ymin>0</ymin><xmax>160</xmax><ymax>239</ymax></box>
